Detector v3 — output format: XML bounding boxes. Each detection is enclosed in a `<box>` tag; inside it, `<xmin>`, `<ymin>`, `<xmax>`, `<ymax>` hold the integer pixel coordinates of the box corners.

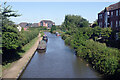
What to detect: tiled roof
<box><xmin>32</xmin><ymin>23</ymin><xmax>38</xmax><ymax>27</ymax></box>
<box><xmin>109</xmin><ymin>2</ymin><xmax>120</xmax><ymax>10</ymax></box>
<box><xmin>40</xmin><ymin>20</ymin><xmax>55</xmax><ymax>24</ymax></box>
<box><xmin>99</xmin><ymin>2</ymin><xmax>120</xmax><ymax>14</ymax></box>
<box><xmin>19</xmin><ymin>22</ymin><xmax>28</xmax><ymax>27</ymax></box>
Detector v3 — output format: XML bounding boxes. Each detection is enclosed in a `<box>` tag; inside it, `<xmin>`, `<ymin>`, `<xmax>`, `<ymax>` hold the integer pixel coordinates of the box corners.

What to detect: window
<box><xmin>111</xmin><ymin>21</ymin><xmax>112</xmax><ymax>27</ymax></box>
<box><xmin>116</xmin><ymin>33</ymin><xmax>119</xmax><ymax>40</ymax></box>
<box><xmin>116</xmin><ymin>21</ymin><xmax>118</xmax><ymax>27</ymax></box>
<box><xmin>99</xmin><ymin>22</ymin><xmax>102</xmax><ymax>27</ymax></box>
<box><xmin>40</xmin><ymin>22</ymin><xmax>43</xmax><ymax>26</ymax></box>
<box><xmin>116</xmin><ymin>10</ymin><xmax>118</xmax><ymax>16</ymax></box>
<box><xmin>111</xmin><ymin>11</ymin><xmax>113</xmax><ymax>17</ymax></box>
<box><xmin>119</xmin><ymin>9</ymin><xmax>120</xmax><ymax>15</ymax></box>
<box><xmin>99</xmin><ymin>14</ymin><xmax>102</xmax><ymax>19</ymax></box>
<box><xmin>107</xmin><ymin>12</ymin><xmax>110</xmax><ymax>15</ymax></box>
<box><xmin>119</xmin><ymin>20</ymin><xmax>120</xmax><ymax>26</ymax></box>
<box><xmin>99</xmin><ymin>22</ymin><xmax>100</xmax><ymax>27</ymax></box>
<box><xmin>101</xmin><ymin>22</ymin><xmax>102</xmax><ymax>27</ymax></box>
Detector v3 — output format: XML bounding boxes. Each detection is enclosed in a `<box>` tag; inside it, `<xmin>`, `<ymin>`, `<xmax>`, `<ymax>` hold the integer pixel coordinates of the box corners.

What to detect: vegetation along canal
<box><xmin>20</xmin><ymin>32</ymin><xmax>103</xmax><ymax>78</ymax></box>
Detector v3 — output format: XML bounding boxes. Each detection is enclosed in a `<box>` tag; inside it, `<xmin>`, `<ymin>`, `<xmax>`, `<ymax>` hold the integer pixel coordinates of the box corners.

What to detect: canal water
<box><xmin>20</xmin><ymin>32</ymin><xmax>102</xmax><ymax>78</ymax></box>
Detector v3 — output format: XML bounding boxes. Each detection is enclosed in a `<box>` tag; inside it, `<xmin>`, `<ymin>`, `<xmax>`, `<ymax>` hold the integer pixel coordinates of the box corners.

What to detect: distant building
<box><xmin>32</xmin><ymin>23</ymin><xmax>39</xmax><ymax>27</ymax></box>
<box><xmin>39</xmin><ymin>20</ymin><xmax>55</xmax><ymax>28</ymax></box>
<box><xmin>98</xmin><ymin>2</ymin><xmax>120</xmax><ymax>40</ymax></box>
<box><xmin>19</xmin><ymin>22</ymin><xmax>29</xmax><ymax>31</ymax></box>
<box><xmin>17</xmin><ymin>25</ymin><xmax>22</xmax><ymax>31</ymax></box>
<box><xmin>19</xmin><ymin>22</ymin><xmax>28</xmax><ymax>28</ymax></box>
<box><xmin>98</xmin><ymin>2</ymin><xmax>120</xmax><ymax>30</ymax></box>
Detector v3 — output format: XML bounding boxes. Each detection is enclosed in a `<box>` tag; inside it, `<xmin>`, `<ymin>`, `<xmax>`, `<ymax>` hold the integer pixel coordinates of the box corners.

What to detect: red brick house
<box><xmin>98</xmin><ymin>2</ymin><xmax>120</xmax><ymax>40</ymax></box>
<box><xmin>38</xmin><ymin>20</ymin><xmax>55</xmax><ymax>28</ymax></box>
<box><xmin>19</xmin><ymin>22</ymin><xmax>30</xmax><ymax>31</ymax></box>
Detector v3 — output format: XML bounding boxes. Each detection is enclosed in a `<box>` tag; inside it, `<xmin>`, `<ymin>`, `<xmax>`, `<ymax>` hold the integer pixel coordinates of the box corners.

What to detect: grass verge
<box><xmin>2</xmin><ymin>36</ymin><xmax>39</xmax><ymax>70</ymax></box>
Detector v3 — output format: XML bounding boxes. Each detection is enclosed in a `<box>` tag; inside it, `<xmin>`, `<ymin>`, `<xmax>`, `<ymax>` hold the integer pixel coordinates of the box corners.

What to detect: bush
<box><xmin>77</xmin><ymin>40</ymin><xmax>120</xmax><ymax>75</ymax></box>
<box><xmin>61</xmin><ymin>14</ymin><xmax>120</xmax><ymax>77</ymax></box>
<box><xmin>2</xmin><ymin>24</ymin><xmax>22</xmax><ymax>51</ymax></box>
<box><xmin>21</xmin><ymin>28</ymin><xmax>40</xmax><ymax>46</ymax></box>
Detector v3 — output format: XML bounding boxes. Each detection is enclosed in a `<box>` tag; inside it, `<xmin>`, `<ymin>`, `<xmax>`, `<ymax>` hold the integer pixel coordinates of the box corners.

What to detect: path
<box><xmin>2</xmin><ymin>33</ymin><xmax>42</xmax><ymax>79</ymax></box>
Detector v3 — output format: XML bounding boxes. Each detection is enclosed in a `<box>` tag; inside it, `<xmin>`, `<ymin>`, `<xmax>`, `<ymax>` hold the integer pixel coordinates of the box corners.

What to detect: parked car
<box><xmin>42</xmin><ymin>34</ymin><xmax>48</xmax><ymax>42</ymax></box>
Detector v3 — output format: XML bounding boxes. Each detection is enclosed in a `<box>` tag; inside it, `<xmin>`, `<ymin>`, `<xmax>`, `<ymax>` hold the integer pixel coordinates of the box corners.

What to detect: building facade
<box><xmin>19</xmin><ymin>22</ymin><xmax>30</xmax><ymax>31</ymax></box>
<box><xmin>98</xmin><ymin>2</ymin><xmax>120</xmax><ymax>30</ymax></box>
<box><xmin>98</xmin><ymin>2</ymin><xmax>120</xmax><ymax>40</ymax></box>
<box><xmin>38</xmin><ymin>20</ymin><xmax>55</xmax><ymax>28</ymax></box>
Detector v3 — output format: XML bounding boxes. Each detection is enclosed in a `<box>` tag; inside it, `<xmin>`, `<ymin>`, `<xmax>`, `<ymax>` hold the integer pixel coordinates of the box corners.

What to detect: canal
<box><xmin>20</xmin><ymin>32</ymin><xmax>102</xmax><ymax>78</ymax></box>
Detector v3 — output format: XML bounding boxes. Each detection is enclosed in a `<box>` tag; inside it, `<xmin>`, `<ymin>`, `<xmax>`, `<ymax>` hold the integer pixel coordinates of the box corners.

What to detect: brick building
<box><xmin>32</xmin><ymin>23</ymin><xmax>39</xmax><ymax>27</ymax></box>
<box><xmin>38</xmin><ymin>20</ymin><xmax>55</xmax><ymax>28</ymax></box>
<box><xmin>98</xmin><ymin>2</ymin><xmax>120</xmax><ymax>40</ymax></box>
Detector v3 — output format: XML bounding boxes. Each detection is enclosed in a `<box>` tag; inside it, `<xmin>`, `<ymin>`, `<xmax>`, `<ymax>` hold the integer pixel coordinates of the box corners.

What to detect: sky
<box><xmin>5</xmin><ymin>2</ymin><xmax>118</xmax><ymax>25</ymax></box>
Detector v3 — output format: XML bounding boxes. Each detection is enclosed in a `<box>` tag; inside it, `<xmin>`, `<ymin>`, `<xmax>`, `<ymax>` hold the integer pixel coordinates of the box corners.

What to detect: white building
<box><xmin>17</xmin><ymin>25</ymin><xmax>22</xmax><ymax>32</ymax></box>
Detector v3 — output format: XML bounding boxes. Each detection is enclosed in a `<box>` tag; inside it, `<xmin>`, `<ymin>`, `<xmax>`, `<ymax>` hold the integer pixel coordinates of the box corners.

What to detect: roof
<box><xmin>32</xmin><ymin>23</ymin><xmax>38</xmax><ymax>27</ymax></box>
<box><xmin>99</xmin><ymin>2</ymin><xmax>120</xmax><ymax>14</ymax></box>
<box><xmin>109</xmin><ymin>2</ymin><xmax>120</xmax><ymax>10</ymax></box>
<box><xmin>19</xmin><ymin>22</ymin><xmax>28</xmax><ymax>27</ymax></box>
<box><xmin>40</xmin><ymin>20</ymin><xmax>55</xmax><ymax>24</ymax></box>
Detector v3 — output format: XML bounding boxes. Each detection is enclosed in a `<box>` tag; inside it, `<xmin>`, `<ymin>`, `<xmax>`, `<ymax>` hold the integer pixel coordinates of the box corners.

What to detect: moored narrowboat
<box><xmin>42</xmin><ymin>34</ymin><xmax>48</xmax><ymax>42</ymax></box>
<box><xmin>37</xmin><ymin>40</ymin><xmax>47</xmax><ymax>50</ymax></box>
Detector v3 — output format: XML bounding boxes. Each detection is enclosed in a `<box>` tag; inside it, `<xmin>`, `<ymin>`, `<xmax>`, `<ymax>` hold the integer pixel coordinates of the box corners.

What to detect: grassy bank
<box><xmin>2</xmin><ymin>35</ymin><xmax>39</xmax><ymax>70</ymax></box>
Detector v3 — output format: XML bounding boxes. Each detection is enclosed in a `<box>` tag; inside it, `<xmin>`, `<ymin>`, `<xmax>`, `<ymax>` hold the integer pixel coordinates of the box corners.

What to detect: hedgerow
<box><xmin>61</xmin><ymin>15</ymin><xmax>120</xmax><ymax>77</ymax></box>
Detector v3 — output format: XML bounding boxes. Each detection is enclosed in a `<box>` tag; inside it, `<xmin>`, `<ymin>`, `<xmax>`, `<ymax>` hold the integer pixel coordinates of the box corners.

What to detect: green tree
<box><xmin>50</xmin><ymin>25</ymin><xmax>56</xmax><ymax>33</ymax></box>
<box><xmin>1</xmin><ymin>2</ymin><xmax>21</xmax><ymax>26</ymax></box>
<box><xmin>62</xmin><ymin>15</ymin><xmax>89</xmax><ymax>31</ymax></box>
<box><xmin>2</xmin><ymin>2</ymin><xmax>21</xmax><ymax>53</ymax></box>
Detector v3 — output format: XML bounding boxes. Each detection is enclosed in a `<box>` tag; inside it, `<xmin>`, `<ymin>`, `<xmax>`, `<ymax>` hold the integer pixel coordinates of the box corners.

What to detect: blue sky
<box><xmin>7</xmin><ymin>2</ymin><xmax>117</xmax><ymax>25</ymax></box>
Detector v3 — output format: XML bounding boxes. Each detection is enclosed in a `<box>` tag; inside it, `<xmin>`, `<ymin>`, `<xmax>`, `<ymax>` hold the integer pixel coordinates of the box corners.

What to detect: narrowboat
<box><xmin>42</xmin><ymin>34</ymin><xmax>48</xmax><ymax>42</ymax></box>
<box><xmin>37</xmin><ymin>40</ymin><xmax>47</xmax><ymax>51</ymax></box>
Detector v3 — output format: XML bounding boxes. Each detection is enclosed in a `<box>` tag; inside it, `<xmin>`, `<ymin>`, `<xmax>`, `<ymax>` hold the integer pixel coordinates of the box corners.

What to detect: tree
<box><xmin>1</xmin><ymin>2</ymin><xmax>21</xmax><ymax>26</ymax></box>
<box><xmin>101</xmin><ymin>27</ymin><xmax>112</xmax><ymax>42</ymax></box>
<box><xmin>2</xmin><ymin>2</ymin><xmax>21</xmax><ymax>54</ymax></box>
<box><xmin>62</xmin><ymin>15</ymin><xmax>89</xmax><ymax>31</ymax></box>
<box><xmin>91</xmin><ymin>19</ymin><xmax>98</xmax><ymax>28</ymax></box>
<box><xmin>50</xmin><ymin>25</ymin><xmax>56</xmax><ymax>33</ymax></box>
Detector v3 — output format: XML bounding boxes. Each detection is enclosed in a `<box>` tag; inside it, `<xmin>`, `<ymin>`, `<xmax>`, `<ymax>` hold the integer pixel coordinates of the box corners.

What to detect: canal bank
<box><xmin>2</xmin><ymin>33</ymin><xmax>42</xmax><ymax>79</ymax></box>
<box><xmin>20</xmin><ymin>32</ymin><xmax>102</xmax><ymax>78</ymax></box>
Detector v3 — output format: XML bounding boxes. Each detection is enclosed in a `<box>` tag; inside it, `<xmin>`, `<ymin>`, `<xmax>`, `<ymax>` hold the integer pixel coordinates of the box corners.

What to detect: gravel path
<box><xmin>2</xmin><ymin>33</ymin><xmax>42</xmax><ymax>79</ymax></box>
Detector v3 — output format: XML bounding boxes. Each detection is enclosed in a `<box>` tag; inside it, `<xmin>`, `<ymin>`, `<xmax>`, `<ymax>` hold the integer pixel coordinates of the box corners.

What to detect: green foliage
<box><xmin>20</xmin><ymin>28</ymin><xmax>40</xmax><ymax>46</ymax></box>
<box><xmin>61</xmin><ymin>15</ymin><xmax>89</xmax><ymax>31</ymax></box>
<box><xmin>2</xmin><ymin>24</ymin><xmax>21</xmax><ymax>51</ymax></box>
<box><xmin>77</xmin><ymin>40</ymin><xmax>120</xmax><ymax>75</ymax></box>
<box><xmin>50</xmin><ymin>25</ymin><xmax>56</xmax><ymax>33</ymax></box>
<box><xmin>39</xmin><ymin>26</ymin><xmax>47</xmax><ymax>30</ymax></box>
<box><xmin>1</xmin><ymin>2</ymin><xmax>41</xmax><ymax>65</ymax></box>
<box><xmin>91</xmin><ymin>19</ymin><xmax>98</xmax><ymax>28</ymax></box>
<box><xmin>2</xmin><ymin>32</ymin><xmax>20</xmax><ymax>50</ymax></box>
<box><xmin>61</xmin><ymin>14</ymin><xmax>120</xmax><ymax>77</ymax></box>
<box><xmin>1</xmin><ymin>2</ymin><xmax>21</xmax><ymax>25</ymax></box>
